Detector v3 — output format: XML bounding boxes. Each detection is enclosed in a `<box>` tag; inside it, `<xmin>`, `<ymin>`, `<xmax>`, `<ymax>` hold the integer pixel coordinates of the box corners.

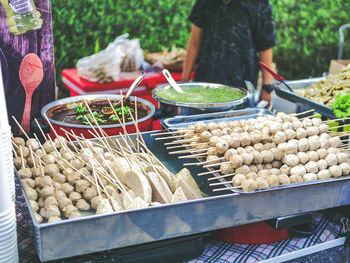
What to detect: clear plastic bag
<box><xmin>77</xmin><ymin>34</ymin><xmax>144</xmax><ymax>83</ymax></box>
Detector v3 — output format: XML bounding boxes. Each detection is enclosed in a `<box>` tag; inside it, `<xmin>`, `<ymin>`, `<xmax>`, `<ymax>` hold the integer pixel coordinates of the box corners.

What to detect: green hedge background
<box><xmin>51</xmin><ymin>0</ymin><xmax>350</xmax><ymax>97</ymax></box>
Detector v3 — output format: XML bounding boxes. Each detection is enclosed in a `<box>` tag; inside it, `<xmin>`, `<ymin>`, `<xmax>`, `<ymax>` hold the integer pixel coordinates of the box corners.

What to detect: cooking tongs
<box><xmin>258</xmin><ymin>61</ymin><xmax>294</xmax><ymax>93</ymax></box>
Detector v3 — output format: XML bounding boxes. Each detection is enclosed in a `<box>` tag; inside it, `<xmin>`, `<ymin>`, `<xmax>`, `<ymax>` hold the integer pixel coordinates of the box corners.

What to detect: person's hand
<box><xmin>259</xmin><ymin>89</ymin><xmax>272</xmax><ymax>108</ymax></box>
<box><xmin>181</xmin><ymin>73</ymin><xmax>191</xmax><ymax>82</ymax></box>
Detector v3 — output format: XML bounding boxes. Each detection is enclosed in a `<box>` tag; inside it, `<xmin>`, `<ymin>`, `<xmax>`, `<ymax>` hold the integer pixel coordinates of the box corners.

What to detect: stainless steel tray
<box><xmin>18</xmin><ymin>131</ymin><xmax>350</xmax><ymax>262</ymax></box>
<box><xmin>273</xmin><ymin>77</ymin><xmax>336</xmax><ymax>119</ymax></box>
<box><xmin>160</xmin><ymin>108</ymin><xmax>350</xmax><ymax>194</ymax></box>
<box><xmin>160</xmin><ymin>108</ymin><xmax>273</xmax><ymax>130</ymax></box>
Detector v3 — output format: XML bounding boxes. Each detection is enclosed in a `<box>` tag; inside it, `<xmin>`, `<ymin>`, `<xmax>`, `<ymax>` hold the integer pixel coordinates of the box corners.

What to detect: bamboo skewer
<box><xmin>323</xmin><ymin>117</ymin><xmax>350</xmax><ymax>124</ymax></box>
<box><xmin>198</xmin><ymin>169</ymin><xmax>220</xmax><ymax>176</ymax></box>
<box><xmin>207</xmin><ymin>173</ymin><xmax>235</xmax><ymax>181</ymax></box>
<box><xmin>168</xmin><ymin>148</ymin><xmax>208</xmax><ymax>155</ymax></box>
<box><xmin>134</xmin><ymin>97</ymin><xmax>140</xmax><ymax>153</ymax></box>
<box><xmin>178</xmin><ymin>153</ymin><xmax>207</xmax><ymax>159</ymax></box>
<box><xmin>164</xmin><ymin>138</ymin><xmax>199</xmax><ymax>146</ymax></box>
<box><xmin>33</xmin><ymin>133</ymin><xmax>47</xmax><ymax>154</ymax></box>
<box><xmin>299</xmin><ymin>113</ymin><xmax>321</xmax><ymax>120</ymax></box>
<box><xmin>34</xmin><ymin>118</ymin><xmax>47</xmax><ymax>141</ymax></box>
<box><xmin>290</xmin><ymin>109</ymin><xmax>315</xmax><ymax>117</ymax></box>
<box><xmin>166</xmin><ymin>142</ymin><xmax>208</xmax><ymax>150</ymax></box>
<box><xmin>209</xmin><ymin>181</ymin><xmax>233</xmax><ymax>187</ymax></box>
<box><xmin>29</xmin><ymin>146</ymin><xmax>36</xmax><ymax>168</ymax></box>
<box><xmin>150</xmin><ymin>130</ymin><xmax>193</xmax><ymax>136</ymax></box>
<box><xmin>12</xmin><ymin>116</ymin><xmax>30</xmax><ymax>140</ymax></box>
<box><xmin>19</xmin><ymin>146</ymin><xmax>25</xmax><ymax>169</ymax></box>
<box><xmin>155</xmin><ymin>134</ymin><xmax>192</xmax><ymax>140</ymax></box>
<box><xmin>203</xmin><ymin>161</ymin><xmax>230</xmax><ymax>169</ymax></box>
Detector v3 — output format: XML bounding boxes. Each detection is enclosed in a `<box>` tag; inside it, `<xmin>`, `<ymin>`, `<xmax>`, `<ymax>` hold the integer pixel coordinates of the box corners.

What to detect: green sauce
<box><xmin>156</xmin><ymin>86</ymin><xmax>245</xmax><ymax>103</ymax></box>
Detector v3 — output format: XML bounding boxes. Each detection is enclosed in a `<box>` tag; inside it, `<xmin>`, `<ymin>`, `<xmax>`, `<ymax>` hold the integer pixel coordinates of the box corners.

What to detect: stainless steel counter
<box><xmin>19</xmin><ymin>131</ymin><xmax>350</xmax><ymax>262</ymax></box>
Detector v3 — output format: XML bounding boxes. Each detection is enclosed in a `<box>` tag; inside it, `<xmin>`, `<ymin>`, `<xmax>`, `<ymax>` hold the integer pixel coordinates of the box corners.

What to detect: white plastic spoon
<box><xmin>114</xmin><ymin>72</ymin><xmax>145</xmax><ymax>106</ymax></box>
<box><xmin>162</xmin><ymin>69</ymin><xmax>184</xmax><ymax>93</ymax></box>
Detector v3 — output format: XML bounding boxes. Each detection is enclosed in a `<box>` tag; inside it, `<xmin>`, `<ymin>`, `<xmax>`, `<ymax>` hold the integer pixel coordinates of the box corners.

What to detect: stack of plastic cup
<box><xmin>0</xmin><ymin>204</ymin><xmax>18</xmax><ymax>262</ymax></box>
<box><xmin>1</xmin><ymin>128</ymin><xmax>15</xmax><ymax>201</ymax></box>
<box><xmin>0</xmin><ymin>61</ymin><xmax>18</xmax><ymax>262</ymax></box>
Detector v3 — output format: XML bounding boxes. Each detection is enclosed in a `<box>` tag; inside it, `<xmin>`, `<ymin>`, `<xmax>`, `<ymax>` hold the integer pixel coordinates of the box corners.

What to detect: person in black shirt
<box><xmin>182</xmin><ymin>0</ymin><xmax>277</xmax><ymax>104</ymax></box>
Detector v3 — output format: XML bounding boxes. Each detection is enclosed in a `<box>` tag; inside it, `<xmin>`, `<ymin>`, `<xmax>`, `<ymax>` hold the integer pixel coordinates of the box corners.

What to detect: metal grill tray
<box><xmin>160</xmin><ymin>108</ymin><xmax>273</xmax><ymax>130</ymax></box>
<box><xmin>18</xmin><ymin>123</ymin><xmax>350</xmax><ymax>262</ymax></box>
<box><xmin>273</xmin><ymin>77</ymin><xmax>336</xmax><ymax>119</ymax></box>
<box><xmin>160</xmin><ymin>108</ymin><xmax>350</xmax><ymax>194</ymax></box>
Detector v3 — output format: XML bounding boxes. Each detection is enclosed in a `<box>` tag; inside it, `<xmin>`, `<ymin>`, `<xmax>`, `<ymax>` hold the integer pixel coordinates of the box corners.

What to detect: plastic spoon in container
<box><xmin>115</xmin><ymin>72</ymin><xmax>145</xmax><ymax>106</ymax></box>
<box><xmin>162</xmin><ymin>69</ymin><xmax>184</xmax><ymax>93</ymax></box>
<box><xmin>258</xmin><ymin>61</ymin><xmax>294</xmax><ymax>93</ymax></box>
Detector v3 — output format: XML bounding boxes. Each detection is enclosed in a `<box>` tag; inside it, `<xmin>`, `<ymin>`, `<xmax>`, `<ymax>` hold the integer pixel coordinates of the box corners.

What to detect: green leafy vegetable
<box><xmin>332</xmin><ymin>94</ymin><xmax>350</xmax><ymax>118</ymax></box>
<box><xmin>75</xmin><ymin>105</ymin><xmax>87</xmax><ymax>113</ymax></box>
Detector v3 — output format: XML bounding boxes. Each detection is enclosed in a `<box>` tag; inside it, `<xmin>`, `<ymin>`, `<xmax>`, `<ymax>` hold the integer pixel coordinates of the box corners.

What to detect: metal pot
<box><xmin>41</xmin><ymin>94</ymin><xmax>155</xmax><ymax>139</ymax></box>
<box><xmin>152</xmin><ymin>82</ymin><xmax>251</xmax><ymax>117</ymax></box>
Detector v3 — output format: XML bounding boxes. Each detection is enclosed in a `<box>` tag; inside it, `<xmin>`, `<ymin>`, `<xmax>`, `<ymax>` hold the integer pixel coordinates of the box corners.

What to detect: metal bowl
<box><xmin>152</xmin><ymin>82</ymin><xmax>250</xmax><ymax>116</ymax></box>
<box><xmin>41</xmin><ymin>94</ymin><xmax>155</xmax><ymax>139</ymax></box>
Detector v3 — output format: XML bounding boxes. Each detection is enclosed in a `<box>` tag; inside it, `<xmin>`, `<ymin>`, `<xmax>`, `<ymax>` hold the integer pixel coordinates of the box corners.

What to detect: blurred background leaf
<box><xmin>51</xmin><ymin>0</ymin><xmax>350</xmax><ymax>97</ymax></box>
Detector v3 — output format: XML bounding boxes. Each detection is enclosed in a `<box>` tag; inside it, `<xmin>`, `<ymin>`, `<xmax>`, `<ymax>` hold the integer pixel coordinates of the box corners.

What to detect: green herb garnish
<box><xmin>75</xmin><ymin>105</ymin><xmax>87</xmax><ymax>113</ymax></box>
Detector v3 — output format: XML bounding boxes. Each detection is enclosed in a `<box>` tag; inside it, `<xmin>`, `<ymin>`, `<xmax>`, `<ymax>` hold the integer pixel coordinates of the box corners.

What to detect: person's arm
<box><xmin>181</xmin><ymin>24</ymin><xmax>202</xmax><ymax>82</ymax></box>
<box><xmin>259</xmin><ymin>47</ymin><xmax>274</xmax><ymax>103</ymax></box>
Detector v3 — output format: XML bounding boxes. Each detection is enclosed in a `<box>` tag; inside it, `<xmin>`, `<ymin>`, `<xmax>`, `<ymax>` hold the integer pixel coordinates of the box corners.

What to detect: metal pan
<box><xmin>274</xmin><ymin>87</ymin><xmax>336</xmax><ymax>119</ymax></box>
<box><xmin>153</xmin><ymin>82</ymin><xmax>251</xmax><ymax>117</ymax></box>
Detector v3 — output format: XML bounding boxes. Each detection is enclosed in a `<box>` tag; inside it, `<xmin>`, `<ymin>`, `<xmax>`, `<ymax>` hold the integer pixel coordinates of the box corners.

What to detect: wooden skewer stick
<box><xmin>203</xmin><ymin>161</ymin><xmax>230</xmax><ymax>169</ymax></box>
<box><xmin>134</xmin><ymin>97</ymin><xmax>140</xmax><ymax>153</ymax></box>
<box><xmin>168</xmin><ymin>148</ymin><xmax>208</xmax><ymax>155</ymax></box>
<box><xmin>82</xmin><ymin>115</ymin><xmax>115</xmax><ymax>154</ymax></box>
<box><xmin>164</xmin><ymin>138</ymin><xmax>199</xmax><ymax>146</ymax></box>
<box><xmin>33</xmin><ymin>133</ymin><xmax>47</xmax><ymax>154</ymax></box>
<box><xmin>166</xmin><ymin>142</ymin><xmax>208</xmax><ymax>150</ymax></box>
<box><xmin>299</xmin><ymin>113</ymin><xmax>321</xmax><ymax>120</ymax></box>
<box><xmin>183</xmin><ymin>156</ymin><xmax>224</xmax><ymax>166</ymax></box>
<box><xmin>178</xmin><ymin>153</ymin><xmax>207</xmax><ymax>159</ymax></box>
<box><xmin>330</xmin><ymin>124</ymin><xmax>350</xmax><ymax>130</ymax></box>
<box><xmin>323</xmin><ymin>117</ymin><xmax>350</xmax><ymax>123</ymax></box>
<box><xmin>42</xmin><ymin>112</ymin><xmax>70</xmax><ymax>152</ymax></box>
<box><xmin>126</xmin><ymin>107</ymin><xmax>177</xmax><ymax>180</ymax></box>
<box><xmin>12</xmin><ymin>116</ymin><xmax>30</xmax><ymax>140</ymax></box>
<box><xmin>106</xmin><ymin>97</ymin><xmax>136</xmax><ymax>152</ymax></box>
<box><xmin>197</xmin><ymin>157</ymin><xmax>226</xmax><ymax>166</ymax></box>
<box><xmin>34</xmin><ymin>118</ymin><xmax>47</xmax><ymax>141</ymax></box>
<box><xmin>29</xmin><ymin>146</ymin><xmax>36</xmax><ymax>168</ymax></box>
<box><xmin>198</xmin><ymin>169</ymin><xmax>221</xmax><ymax>176</ymax></box>
<box><xmin>150</xmin><ymin>130</ymin><xmax>193</xmax><ymax>136</ymax></box>
<box><xmin>11</xmin><ymin>144</ymin><xmax>18</xmax><ymax>157</ymax></box>
<box><xmin>155</xmin><ymin>134</ymin><xmax>192</xmax><ymax>140</ymax></box>
<box><xmin>19</xmin><ymin>146</ymin><xmax>25</xmax><ymax>169</ymax></box>
<box><xmin>212</xmin><ymin>186</ymin><xmax>242</xmax><ymax>192</ymax></box>
<box><xmin>207</xmin><ymin>173</ymin><xmax>235</xmax><ymax>181</ymax></box>
<box><xmin>290</xmin><ymin>109</ymin><xmax>315</xmax><ymax>117</ymax></box>
<box><xmin>135</xmin><ymin>137</ymin><xmax>178</xmax><ymax>181</ymax></box>
<box><xmin>91</xmin><ymin>163</ymin><xmax>103</xmax><ymax>202</ymax></box>
<box><xmin>209</xmin><ymin>181</ymin><xmax>233</xmax><ymax>187</ymax></box>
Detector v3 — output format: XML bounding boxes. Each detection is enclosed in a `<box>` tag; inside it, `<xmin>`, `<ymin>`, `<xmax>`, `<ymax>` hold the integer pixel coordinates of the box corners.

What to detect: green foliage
<box><xmin>51</xmin><ymin>0</ymin><xmax>350</xmax><ymax>97</ymax></box>
<box><xmin>271</xmin><ymin>0</ymin><xmax>350</xmax><ymax>79</ymax></box>
<box><xmin>51</xmin><ymin>0</ymin><xmax>195</xmax><ymax>97</ymax></box>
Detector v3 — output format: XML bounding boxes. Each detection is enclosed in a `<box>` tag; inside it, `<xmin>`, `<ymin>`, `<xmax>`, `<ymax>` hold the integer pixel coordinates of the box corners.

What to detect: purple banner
<box><xmin>0</xmin><ymin>0</ymin><xmax>55</xmax><ymax>135</ymax></box>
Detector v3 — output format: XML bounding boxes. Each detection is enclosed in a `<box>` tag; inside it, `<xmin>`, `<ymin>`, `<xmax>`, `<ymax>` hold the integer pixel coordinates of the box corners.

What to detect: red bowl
<box><xmin>41</xmin><ymin>94</ymin><xmax>155</xmax><ymax>140</ymax></box>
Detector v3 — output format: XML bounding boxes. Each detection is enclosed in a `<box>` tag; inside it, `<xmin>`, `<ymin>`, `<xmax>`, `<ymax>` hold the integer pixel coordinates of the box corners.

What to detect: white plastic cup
<box><xmin>0</xmin><ymin>128</ymin><xmax>16</xmax><ymax>202</ymax></box>
<box><xmin>0</xmin><ymin>205</ymin><xmax>18</xmax><ymax>263</ymax></box>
